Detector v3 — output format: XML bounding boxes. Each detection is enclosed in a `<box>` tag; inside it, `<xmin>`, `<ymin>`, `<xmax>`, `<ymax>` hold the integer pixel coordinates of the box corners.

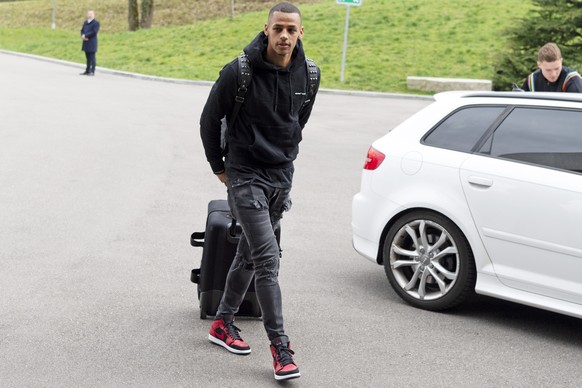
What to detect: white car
<box><xmin>352</xmin><ymin>91</ymin><xmax>582</xmax><ymax>318</ymax></box>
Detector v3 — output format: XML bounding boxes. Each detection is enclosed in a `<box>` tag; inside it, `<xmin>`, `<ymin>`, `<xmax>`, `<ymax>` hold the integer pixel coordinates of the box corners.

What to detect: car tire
<box><xmin>383</xmin><ymin>211</ymin><xmax>476</xmax><ymax>311</ymax></box>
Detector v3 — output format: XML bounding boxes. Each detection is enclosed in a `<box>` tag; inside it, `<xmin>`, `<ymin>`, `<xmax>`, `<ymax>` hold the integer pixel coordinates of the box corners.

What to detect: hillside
<box><xmin>0</xmin><ymin>0</ymin><xmax>324</xmax><ymax>32</ymax></box>
<box><xmin>0</xmin><ymin>0</ymin><xmax>531</xmax><ymax>92</ymax></box>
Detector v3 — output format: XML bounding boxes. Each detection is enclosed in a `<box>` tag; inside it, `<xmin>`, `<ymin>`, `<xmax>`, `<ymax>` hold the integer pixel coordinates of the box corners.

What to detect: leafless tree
<box><xmin>141</xmin><ymin>0</ymin><xmax>154</xmax><ymax>29</ymax></box>
<box><xmin>128</xmin><ymin>0</ymin><xmax>154</xmax><ymax>31</ymax></box>
<box><xmin>128</xmin><ymin>0</ymin><xmax>139</xmax><ymax>31</ymax></box>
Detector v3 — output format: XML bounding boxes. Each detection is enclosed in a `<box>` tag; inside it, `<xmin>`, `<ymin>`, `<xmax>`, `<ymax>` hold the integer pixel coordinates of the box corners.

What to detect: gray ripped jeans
<box><xmin>215</xmin><ymin>175</ymin><xmax>291</xmax><ymax>341</ymax></box>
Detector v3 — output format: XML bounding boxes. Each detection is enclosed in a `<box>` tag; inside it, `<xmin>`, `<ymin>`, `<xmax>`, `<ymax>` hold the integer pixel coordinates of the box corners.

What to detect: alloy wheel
<box><xmin>389</xmin><ymin>219</ymin><xmax>460</xmax><ymax>301</ymax></box>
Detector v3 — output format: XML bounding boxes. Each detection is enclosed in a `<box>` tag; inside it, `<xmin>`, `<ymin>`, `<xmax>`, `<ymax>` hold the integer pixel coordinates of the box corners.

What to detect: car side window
<box><xmin>423</xmin><ymin>106</ymin><xmax>506</xmax><ymax>153</ymax></box>
<box><xmin>479</xmin><ymin>107</ymin><xmax>582</xmax><ymax>173</ymax></box>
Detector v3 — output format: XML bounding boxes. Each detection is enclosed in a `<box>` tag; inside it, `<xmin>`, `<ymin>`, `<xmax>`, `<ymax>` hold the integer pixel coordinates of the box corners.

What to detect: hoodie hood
<box><xmin>243</xmin><ymin>31</ymin><xmax>306</xmax><ymax>71</ymax></box>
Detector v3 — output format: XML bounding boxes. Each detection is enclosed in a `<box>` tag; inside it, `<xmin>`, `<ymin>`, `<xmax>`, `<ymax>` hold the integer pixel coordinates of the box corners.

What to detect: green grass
<box><xmin>0</xmin><ymin>0</ymin><xmax>323</xmax><ymax>32</ymax></box>
<box><xmin>0</xmin><ymin>0</ymin><xmax>531</xmax><ymax>93</ymax></box>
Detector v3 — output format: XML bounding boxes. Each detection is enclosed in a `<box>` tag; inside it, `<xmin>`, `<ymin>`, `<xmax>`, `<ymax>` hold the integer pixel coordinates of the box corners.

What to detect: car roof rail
<box><xmin>460</xmin><ymin>91</ymin><xmax>582</xmax><ymax>103</ymax></box>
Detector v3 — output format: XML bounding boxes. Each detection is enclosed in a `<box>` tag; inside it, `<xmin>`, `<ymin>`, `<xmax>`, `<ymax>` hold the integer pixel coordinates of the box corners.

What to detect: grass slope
<box><xmin>0</xmin><ymin>0</ymin><xmax>531</xmax><ymax>93</ymax></box>
<box><xmin>0</xmin><ymin>0</ymin><xmax>323</xmax><ymax>32</ymax></box>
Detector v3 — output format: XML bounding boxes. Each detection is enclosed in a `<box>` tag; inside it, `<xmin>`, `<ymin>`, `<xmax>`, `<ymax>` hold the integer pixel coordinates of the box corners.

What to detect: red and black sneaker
<box><xmin>208</xmin><ymin>319</ymin><xmax>251</xmax><ymax>355</ymax></box>
<box><xmin>270</xmin><ymin>338</ymin><xmax>300</xmax><ymax>381</ymax></box>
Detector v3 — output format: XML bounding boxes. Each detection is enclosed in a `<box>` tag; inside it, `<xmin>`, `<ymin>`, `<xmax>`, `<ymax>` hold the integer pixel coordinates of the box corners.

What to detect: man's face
<box><xmin>538</xmin><ymin>59</ymin><xmax>563</xmax><ymax>83</ymax></box>
<box><xmin>87</xmin><ymin>11</ymin><xmax>94</xmax><ymax>20</ymax></box>
<box><xmin>264</xmin><ymin>11</ymin><xmax>304</xmax><ymax>58</ymax></box>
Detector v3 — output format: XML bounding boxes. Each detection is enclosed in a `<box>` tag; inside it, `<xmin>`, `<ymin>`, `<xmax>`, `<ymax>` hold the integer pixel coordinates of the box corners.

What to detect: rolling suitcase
<box><xmin>190</xmin><ymin>199</ymin><xmax>280</xmax><ymax>319</ymax></box>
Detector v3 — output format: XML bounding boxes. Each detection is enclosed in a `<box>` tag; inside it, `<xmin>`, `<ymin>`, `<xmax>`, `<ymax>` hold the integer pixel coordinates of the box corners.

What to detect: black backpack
<box><xmin>221</xmin><ymin>54</ymin><xmax>320</xmax><ymax>153</ymax></box>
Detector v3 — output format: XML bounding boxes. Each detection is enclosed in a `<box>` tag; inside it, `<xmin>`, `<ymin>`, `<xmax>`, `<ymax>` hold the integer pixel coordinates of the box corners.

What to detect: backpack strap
<box><xmin>562</xmin><ymin>71</ymin><xmax>581</xmax><ymax>92</ymax></box>
<box><xmin>305</xmin><ymin>58</ymin><xmax>320</xmax><ymax>101</ymax></box>
<box><xmin>228</xmin><ymin>53</ymin><xmax>252</xmax><ymax>129</ymax></box>
<box><xmin>528</xmin><ymin>72</ymin><xmax>536</xmax><ymax>92</ymax></box>
<box><xmin>229</xmin><ymin>55</ymin><xmax>318</xmax><ymax>122</ymax></box>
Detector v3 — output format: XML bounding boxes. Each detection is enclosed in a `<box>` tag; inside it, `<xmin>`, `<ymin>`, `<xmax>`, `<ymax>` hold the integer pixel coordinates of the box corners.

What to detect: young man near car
<box><xmin>522</xmin><ymin>43</ymin><xmax>582</xmax><ymax>92</ymax></box>
<box><xmin>80</xmin><ymin>10</ymin><xmax>100</xmax><ymax>76</ymax></box>
<box><xmin>199</xmin><ymin>2</ymin><xmax>319</xmax><ymax>381</ymax></box>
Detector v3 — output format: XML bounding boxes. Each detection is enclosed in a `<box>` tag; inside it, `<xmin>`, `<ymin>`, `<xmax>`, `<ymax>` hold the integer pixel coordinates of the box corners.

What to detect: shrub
<box><xmin>492</xmin><ymin>0</ymin><xmax>582</xmax><ymax>91</ymax></box>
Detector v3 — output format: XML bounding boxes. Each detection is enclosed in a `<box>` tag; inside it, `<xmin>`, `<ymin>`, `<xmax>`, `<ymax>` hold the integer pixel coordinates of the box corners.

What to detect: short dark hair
<box><xmin>268</xmin><ymin>2</ymin><xmax>301</xmax><ymax>20</ymax></box>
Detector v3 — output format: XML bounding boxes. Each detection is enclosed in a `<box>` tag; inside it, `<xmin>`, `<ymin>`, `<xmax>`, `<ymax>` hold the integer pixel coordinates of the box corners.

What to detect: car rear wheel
<box><xmin>383</xmin><ymin>211</ymin><xmax>476</xmax><ymax>311</ymax></box>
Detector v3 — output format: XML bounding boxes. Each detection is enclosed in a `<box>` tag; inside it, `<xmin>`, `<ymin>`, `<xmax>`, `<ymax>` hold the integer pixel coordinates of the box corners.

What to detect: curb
<box><xmin>0</xmin><ymin>49</ymin><xmax>434</xmax><ymax>101</ymax></box>
<box><xmin>0</xmin><ymin>49</ymin><xmax>214</xmax><ymax>87</ymax></box>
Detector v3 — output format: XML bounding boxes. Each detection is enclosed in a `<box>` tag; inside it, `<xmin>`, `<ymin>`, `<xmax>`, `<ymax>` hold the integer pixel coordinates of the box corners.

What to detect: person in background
<box><xmin>80</xmin><ymin>10</ymin><xmax>100</xmax><ymax>76</ymax></box>
<box><xmin>522</xmin><ymin>43</ymin><xmax>582</xmax><ymax>92</ymax></box>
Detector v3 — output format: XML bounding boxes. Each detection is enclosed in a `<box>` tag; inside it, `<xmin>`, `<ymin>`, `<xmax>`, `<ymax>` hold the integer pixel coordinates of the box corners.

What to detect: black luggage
<box><xmin>190</xmin><ymin>199</ymin><xmax>280</xmax><ymax>319</ymax></box>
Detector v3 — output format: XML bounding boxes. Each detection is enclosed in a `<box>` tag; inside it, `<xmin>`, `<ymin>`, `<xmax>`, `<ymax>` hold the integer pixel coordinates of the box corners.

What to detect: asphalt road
<box><xmin>2</xmin><ymin>52</ymin><xmax>582</xmax><ymax>387</ymax></box>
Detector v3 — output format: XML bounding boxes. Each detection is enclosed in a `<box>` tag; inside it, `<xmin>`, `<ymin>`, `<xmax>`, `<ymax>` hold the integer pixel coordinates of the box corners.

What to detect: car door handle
<box><xmin>467</xmin><ymin>176</ymin><xmax>493</xmax><ymax>188</ymax></box>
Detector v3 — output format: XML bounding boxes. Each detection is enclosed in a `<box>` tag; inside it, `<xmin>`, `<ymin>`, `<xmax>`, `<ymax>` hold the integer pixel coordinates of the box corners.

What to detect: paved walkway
<box><xmin>4</xmin><ymin>52</ymin><xmax>580</xmax><ymax>388</ymax></box>
<box><xmin>0</xmin><ymin>52</ymin><xmax>430</xmax><ymax>386</ymax></box>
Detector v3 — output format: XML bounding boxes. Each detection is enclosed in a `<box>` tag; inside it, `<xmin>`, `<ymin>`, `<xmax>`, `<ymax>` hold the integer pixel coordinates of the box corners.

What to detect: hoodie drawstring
<box><xmin>289</xmin><ymin>75</ymin><xmax>293</xmax><ymax>113</ymax></box>
<box><xmin>274</xmin><ymin>71</ymin><xmax>279</xmax><ymax>112</ymax></box>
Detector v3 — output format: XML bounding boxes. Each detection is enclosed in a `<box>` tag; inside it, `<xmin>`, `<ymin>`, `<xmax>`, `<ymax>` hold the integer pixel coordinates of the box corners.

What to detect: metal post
<box><xmin>51</xmin><ymin>0</ymin><xmax>56</xmax><ymax>30</ymax></box>
<box><xmin>231</xmin><ymin>0</ymin><xmax>235</xmax><ymax>20</ymax></box>
<box><xmin>340</xmin><ymin>5</ymin><xmax>350</xmax><ymax>82</ymax></box>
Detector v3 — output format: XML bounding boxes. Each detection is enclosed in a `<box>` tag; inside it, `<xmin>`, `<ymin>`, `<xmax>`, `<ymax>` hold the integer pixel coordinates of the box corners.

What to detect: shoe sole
<box><xmin>274</xmin><ymin>371</ymin><xmax>301</xmax><ymax>381</ymax></box>
<box><xmin>208</xmin><ymin>334</ymin><xmax>251</xmax><ymax>355</ymax></box>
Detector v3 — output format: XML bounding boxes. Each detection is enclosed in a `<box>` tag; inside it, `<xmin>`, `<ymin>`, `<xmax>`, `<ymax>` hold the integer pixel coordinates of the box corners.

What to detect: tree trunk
<box><xmin>140</xmin><ymin>0</ymin><xmax>154</xmax><ymax>29</ymax></box>
<box><xmin>128</xmin><ymin>0</ymin><xmax>139</xmax><ymax>31</ymax></box>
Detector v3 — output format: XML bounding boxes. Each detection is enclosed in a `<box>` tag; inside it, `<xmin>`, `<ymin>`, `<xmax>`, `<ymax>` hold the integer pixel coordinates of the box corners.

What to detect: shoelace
<box><xmin>224</xmin><ymin>322</ymin><xmax>243</xmax><ymax>341</ymax></box>
<box><xmin>274</xmin><ymin>345</ymin><xmax>295</xmax><ymax>366</ymax></box>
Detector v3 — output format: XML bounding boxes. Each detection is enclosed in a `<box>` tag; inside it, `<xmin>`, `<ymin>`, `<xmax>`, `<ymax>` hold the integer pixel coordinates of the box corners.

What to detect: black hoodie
<box><xmin>200</xmin><ymin>32</ymin><xmax>320</xmax><ymax>175</ymax></box>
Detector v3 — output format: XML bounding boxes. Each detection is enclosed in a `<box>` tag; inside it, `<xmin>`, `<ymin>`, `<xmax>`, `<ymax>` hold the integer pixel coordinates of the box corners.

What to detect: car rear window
<box><xmin>423</xmin><ymin>106</ymin><xmax>506</xmax><ymax>153</ymax></box>
<box><xmin>479</xmin><ymin>107</ymin><xmax>582</xmax><ymax>173</ymax></box>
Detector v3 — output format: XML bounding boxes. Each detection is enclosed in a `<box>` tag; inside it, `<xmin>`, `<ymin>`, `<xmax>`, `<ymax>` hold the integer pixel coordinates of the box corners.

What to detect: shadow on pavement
<box><xmin>347</xmin><ymin>266</ymin><xmax>582</xmax><ymax>346</ymax></box>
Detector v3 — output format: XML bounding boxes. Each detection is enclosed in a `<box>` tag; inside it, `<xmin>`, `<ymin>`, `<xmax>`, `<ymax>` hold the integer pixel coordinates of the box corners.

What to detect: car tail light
<box><xmin>363</xmin><ymin>146</ymin><xmax>385</xmax><ymax>170</ymax></box>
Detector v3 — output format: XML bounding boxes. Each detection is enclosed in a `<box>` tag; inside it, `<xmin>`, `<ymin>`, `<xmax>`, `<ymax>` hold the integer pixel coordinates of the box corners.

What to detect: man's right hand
<box><xmin>216</xmin><ymin>172</ymin><xmax>227</xmax><ymax>186</ymax></box>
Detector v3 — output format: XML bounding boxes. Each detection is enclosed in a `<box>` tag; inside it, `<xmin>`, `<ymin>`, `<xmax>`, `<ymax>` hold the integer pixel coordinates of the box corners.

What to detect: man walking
<box><xmin>80</xmin><ymin>10</ymin><xmax>100</xmax><ymax>76</ymax></box>
<box><xmin>199</xmin><ymin>2</ymin><xmax>319</xmax><ymax>381</ymax></box>
<box><xmin>522</xmin><ymin>42</ymin><xmax>582</xmax><ymax>92</ymax></box>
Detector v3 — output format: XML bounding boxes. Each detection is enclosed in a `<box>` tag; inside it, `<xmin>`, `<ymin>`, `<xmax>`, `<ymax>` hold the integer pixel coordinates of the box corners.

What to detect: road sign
<box><xmin>337</xmin><ymin>0</ymin><xmax>363</xmax><ymax>81</ymax></box>
<box><xmin>336</xmin><ymin>0</ymin><xmax>363</xmax><ymax>6</ymax></box>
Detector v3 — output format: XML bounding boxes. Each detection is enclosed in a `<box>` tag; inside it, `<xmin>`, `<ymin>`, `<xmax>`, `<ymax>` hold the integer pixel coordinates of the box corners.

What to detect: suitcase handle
<box><xmin>191</xmin><ymin>232</ymin><xmax>205</xmax><ymax>247</ymax></box>
<box><xmin>229</xmin><ymin>218</ymin><xmax>237</xmax><ymax>237</ymax></box>
<box><xmin>191</xmin><ymin>214</ymin><xmax>241</xmax><ymax>247</ymax></box>
<box><xmin>227</xmin><ymin>219</ymin><xmax>241</xmax><ymax>244</ymax></box>
<box><xmin>191</xmin><ymin>268</ymin><xmax>201</xmax><ymax>284</ymax></box>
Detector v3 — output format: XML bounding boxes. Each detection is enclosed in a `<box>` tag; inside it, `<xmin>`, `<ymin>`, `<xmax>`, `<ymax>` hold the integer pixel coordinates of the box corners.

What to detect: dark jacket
<box><xmin>522</xmin><ymin>66</ymin><xmax>582</xmax><ymax>92</ymax></box>
<box><xmin>81</xmin><ymin>19</ymin><xmax>100</xmax><ymax>52</ymax></box>
<box><xmin>200</xmin><ymin>32</ymin><xmax>320</xmax><ymax>174</ymax></box>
